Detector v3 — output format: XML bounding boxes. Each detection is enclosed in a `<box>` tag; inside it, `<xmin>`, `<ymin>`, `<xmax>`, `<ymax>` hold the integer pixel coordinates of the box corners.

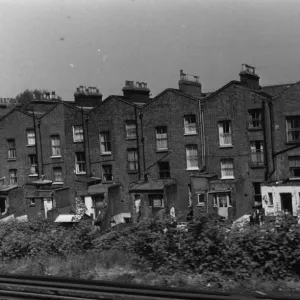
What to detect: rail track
<box><xmin>0</xmin><ymin>274</ymin><xmax>297</xmax><ymax>300</ymax></box>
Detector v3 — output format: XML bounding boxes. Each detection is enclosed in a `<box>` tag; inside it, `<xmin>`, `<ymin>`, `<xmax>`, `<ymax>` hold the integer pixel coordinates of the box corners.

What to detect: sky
<box><xmin>1</xmin><ymin>0</ymin><xmax>300</xmax><ymax>101</ymax></box>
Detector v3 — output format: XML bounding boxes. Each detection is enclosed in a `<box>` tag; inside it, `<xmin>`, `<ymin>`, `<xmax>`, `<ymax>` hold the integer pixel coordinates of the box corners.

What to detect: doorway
<box><xmin>280</xmin><ymin>193</ymin><xmax>293</xmax><ymax>214</ymax></box>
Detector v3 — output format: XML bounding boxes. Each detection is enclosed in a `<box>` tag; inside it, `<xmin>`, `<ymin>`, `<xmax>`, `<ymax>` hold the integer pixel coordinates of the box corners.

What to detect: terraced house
<box><xmin>0</xmin><ymin>65</ymin><xmax>299</xmax><ymax>226</ymax></box>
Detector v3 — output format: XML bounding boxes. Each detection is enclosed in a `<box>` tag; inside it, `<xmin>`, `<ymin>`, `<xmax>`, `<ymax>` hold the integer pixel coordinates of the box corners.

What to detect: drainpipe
<box><xmin>85</xmin><ymin>114</ymin><xmax>92</xmax><ymax>177</ymax></box>
<box><xmin>199</xmin><ymin>101</ymin><xmax>206</xmax><ymax>170</ymax></box>
<box><xmin>139</xmin><ymin>111</ymin><xmax>146</xmax><ymax>176</ymax></box>
<box><xmin>81</xmin><ymin>106</ymin><xmax>88</xmax><ymax>176</ymax></box>
<box><xmin>262</xmin><ymin>101</ymin><xmax>269</xmax><ymax>181</ymax></box>
<box><xmin>135</xmin><ymin>106</ymin><xmax>141</xmax><ymax>180</ymax></box>
<box><xmin>266</xmin><ymin>99</ymin><xmax>276</xmax><ymax>180</ymax></box>
<box><xmin>32</xmin><ymin>111</ymin><xmax>40</xmax><ymax>177</ymax></box>
<box><xmin>37</xmin><ymin>120</ymin><xmax>44</xmax><ymax>175</ymax></box>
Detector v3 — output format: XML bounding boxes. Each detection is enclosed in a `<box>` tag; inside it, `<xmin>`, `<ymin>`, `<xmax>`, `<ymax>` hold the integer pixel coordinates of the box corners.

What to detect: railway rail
<box><xmin>0</xmin><ymin>274</ymin><xmax>297</xmax><ymax>300</ymax></box>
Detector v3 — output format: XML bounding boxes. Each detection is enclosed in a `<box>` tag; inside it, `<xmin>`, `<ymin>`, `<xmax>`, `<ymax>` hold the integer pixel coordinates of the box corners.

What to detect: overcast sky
<box><xmin>1</xmin><ymin>0</ymin><xmax>300</xmax><ymax>100</ymax></box>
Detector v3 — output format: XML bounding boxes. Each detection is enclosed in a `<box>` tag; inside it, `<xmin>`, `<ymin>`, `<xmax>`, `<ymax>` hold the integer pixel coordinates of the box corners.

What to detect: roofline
<box><xmin>272</xmin><ymin>80</ymin><xmax>300</xmax><ymax>99</ymax></box>
<box><xmin>143</xmin><ymin>88</ymin><xmax>200</xmax><ymax>109</ymax></box>
<box><xmin>87</xmin><ymin>95</ymin><xmax>139</xmax><ymax>117</ymax></box>
<box><xmin>0</xmin><ymin>107</ymin><xmax>34</xmax><ymax>122</ymax></box>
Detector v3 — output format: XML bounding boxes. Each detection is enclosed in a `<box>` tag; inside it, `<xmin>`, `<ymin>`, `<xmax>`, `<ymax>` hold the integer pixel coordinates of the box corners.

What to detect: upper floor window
<box><xmin>100</xmin><ymin>131</ymin><xmax>112</xmax><ymax>154</ymax></box>
<box><xmin>289</xmin><ymin>156</ymin><xmax>300</xmax><ymax>178</ymax></box>
<box><xmin>248</xmin><ymin>109</ymin><xmax>262</xmax><ymax>129</ymax></box>
<box><xmin>220</xmin><ymin>159</ymin><xmax>234</xmax><ymax>179</ymax></box>
<box><xmin>218</xmin><ymin>121</ymin><xmax>232</xmax><ymax>146</ymax></box>
<box><xmin>9</xmin><ymin>169</ymin><xmax>17</xmax><ymax>185</ymax></box>
<box><xmin>75</xmin><ymin>152</ymin><xmax>86</xmax><ymax>174</ymax></box>
<box><xmin>50</xmin><ymin>135</ymin><xmax>61</xmax><ymax>157</ymax></box>
<box><xmin>186</xmin><ymin>145</ymin><xmax>199</xmax><ymax>170</ymax></box>
<box><xmin>102</xmin><ymin>165</ymin><xmax>113</xmax><ymax>182</ymax></box>
<box><xmin>7</xmin><ymin>139</ymin><xmax>16</xmax><ymax>159</ymax></box>
<box><xmin>250</xmin><ymin>141</ymin><xmax>264</xmax><ymax>166</ymax></box>
<box><xmin>125</xmin><ymin>121</ymin><xmax>137</xmax><ymax>139</ymax></box>
<box><xmin>73</xmin><ymin>125</ymin><xmax>84</xmax><ymax>142</ymax></box>
<box><xmin>26</xmin><ymin>129</ymin><xmax>36</xmax><ymax>146</ymax></box>
<box><xmin>184</xmin><ymin>115</ymin><xmax>197</xmax><ymax>134</ymax></box>
<box><xmin>158</xmin><ymin>161</ymin><xmax>170</xmax><ymax>179</ymax></box>
<box><xmin>156</xmin><ymin>126</ymin><xmax>168</xmax><ymax>150</ymax></box>
<box><xmin>53</xmin><ymin>167</ymin><xmax>63</xmax><ymax>183</ymax></box>
<box><xmin>286</xmin><ymin>116</ymin><xmax>300</xmax><ymax>142</ymax></box>
<box><xmin>28</xmin><ymin>154</ymin><xmax>38</xmax><ymax>176</ymax></box>
<box><xmin>127</xmin><ymin>149</ymin><xmax>138</xmax><ymax>171</ymax></box>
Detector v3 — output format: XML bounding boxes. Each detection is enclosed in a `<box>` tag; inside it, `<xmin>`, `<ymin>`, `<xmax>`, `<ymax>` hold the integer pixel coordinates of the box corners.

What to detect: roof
<box><xmin>87</xmin><ymin>183</ymin><xmax>119</xmax><ymax>195</ymax></box>
<box><xmin>129</xmin><ymin>179</ymin><xmax>176</xmax><ymax>193</ymax></box>
<box><xmin>261</xmin><ymin>83</ymin><xmax>293</xmax><ymax>96</ymax></box>
<box><xmin>75</xmin><ymin>177</ymin><xmax>102</xmax><ymax>184</ymax></box>
<box><xmin>0</xmin><ymin>184</ymin><xmax>18</xmax><ymax>193</ymax></box>
<box><xmin>54</xmin><ymin>214</ymin><xmax>80</xmax><ymax>223</ymax></box>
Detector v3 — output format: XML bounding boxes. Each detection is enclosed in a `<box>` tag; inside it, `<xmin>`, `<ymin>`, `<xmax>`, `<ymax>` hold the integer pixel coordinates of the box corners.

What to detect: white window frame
<box><xmin>218</xmin><ymin>121</ymin><xmax>232</xmax><ymax>147</ymax></box>
<box><xmin>186</xmin><ymin>145</ymin><xmax>199</xmax><ymax>170</ymax></box>
<box><xmin>220</xmin><ymin>159</ymin><xmax>234</xmax><ymax>179</ymax></box>
<box><xmin>213</xmin><ymin>192</ymin><xmax>232</xmax><ymax>207</ymax></box>
<box><xmin>127</xmin><ymin>149</ymin><xmax>138</xmax><ymax>171</ymax></box>
<box><xmin>184</xmin><ymin>115</ymin><xmax>197</xmax><ymax>135</ymax></box>
<box><xmin>26</xmin><ymin>129</ymin><xmax>36</xmax><ymax>146</ymax></box>
<box><xmin>50</xmin><ymin>135</ymin><xmax>61</xmax><ymax>157</ymax></box>
<box><xmin>75</xmin><ymin>152</ymin><xmax>86</xmax><ymax>174</ymax></box>
<box><xmin>286</xmin><ymin>116</ymin><xmax>300</xmax><ymax>143</ymax></box>
<box><xmin>248</xmin><ymin>109</ymin><xmax>262</xmax><ymax>129</ymax></box>
<box><xmin>73</xmin><ymin>125</ymin><xmax>84</xmax><ymax>143</ymax></box>
<box><xmin>102</xmin><ymin>165</ymin><xmax>113</xmax><ymax>182</ymax></box>
<box><xmin>53</xmin><ymin>167</ymin><xmax>63</xmax><ymax>184</ymax></box>
<box><xmin>197</xmin><ymin>193</ymin><xmax>205</xmax><ymax>207</ymax></box>
<box><xmin>156</xmin><ymin>126</ymin><xmax>168</xmax><ymax>151</ymax></box>
<box><xmin>250</xmin><ymin>141</ymin><xmax>264</xmax><ymax>166</ymax></box>
<box><xmin>100</xmin><ymin>132</ymin><xmax>112</xmax><ymax>155</ymax></box>
<box><xmin>9</xmin><ymin>169</ymin><xmax>18</xmax><ymax>185</ymax></box>
<box><xmin>288</xmin><ymin>156</ymin><xmax>300</xmax><ymax>179</ymax></box>
<box><xmin>7</xmin><ymin>139</ymin><xmax>16</xmax><ymax>159</ymax></box>
<box><xmin>28</xmin><ymin>154</ymin><xmax>38</xmax><ymax>176</ymax></box>
<box><xmin>149</xmin><ymin>194</ymin><xmax>164</xmax><ymax>208</ymax></box>
<box><xmin>125</xmin><ymin>121</ymin><xmax>137</xmax><ymax>139</ymax></box>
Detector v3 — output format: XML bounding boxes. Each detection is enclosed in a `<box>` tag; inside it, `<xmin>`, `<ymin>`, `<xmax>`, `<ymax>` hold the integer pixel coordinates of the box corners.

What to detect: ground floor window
<box><xmin>213</xmin><ymin>192</ymin><xmax>231</xmax><ymax>207</ymax></box>
<box><xmin>0</xmin><ymin>197</ymin><xmax>6</xmax><ymax>214</ymax></box>
<box><xmin>149</xmin><ymin>194</ymin><xmax>164</xmax><ymax>208</ymax></box>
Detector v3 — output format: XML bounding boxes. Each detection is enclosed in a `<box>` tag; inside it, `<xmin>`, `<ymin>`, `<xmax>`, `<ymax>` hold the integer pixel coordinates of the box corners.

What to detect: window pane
<box><xmin>128</xmin><ymin>149</ymin><xmax>138</xmax><ymax>171</ymax></box>
<box><xmin>287</xmin><ymin>117</ymin><xmax>300</xmax><ymax>142</ymax></box>
<box><xmin>126</xmin><ymin>121</ymin><xmax>137</xmax><ymax>138</ymax></box>
<box><xmin>54</xmin><ymin>168</ymin><xmax>63</xmax><ymax>182</ymax></box>
<box><xmin>73</xmin><ymin>125</ymin><xmax>84</xmax><ymax>142</ymax></box>
<box><xmin>186</xmin><ymin>145</ymin><xmax>198</xmax><ymax>168</ymax></box>
<box><xmin>221</xmin><ymin>159</ymin><xmax>234</xmax><ymax>177</ymax></box>
<box><xmin>218</xmin><ymin>121</ymin><xmax>232</xmax><ymax>145</ymax></box>
<box><xmin>156</xmin><ymin>127</ymin><xmax>168</xmax><ymax>150</ymax></box>
<box><xmin>184</xmin><ymin>115</ymin><xmax>196</xmax><ymax>133</ymax></box>
<box><xmin>27</xmin><ymin>130</ymin><xmax>36</xmax><ymax>145</ymax></box>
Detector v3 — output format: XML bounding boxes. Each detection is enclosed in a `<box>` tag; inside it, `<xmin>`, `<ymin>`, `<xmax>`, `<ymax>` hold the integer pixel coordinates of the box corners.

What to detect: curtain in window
<box><xmin>186</xmin><ymin>145</ymin><xmax>198</xmax><ymax>168</ymax></box>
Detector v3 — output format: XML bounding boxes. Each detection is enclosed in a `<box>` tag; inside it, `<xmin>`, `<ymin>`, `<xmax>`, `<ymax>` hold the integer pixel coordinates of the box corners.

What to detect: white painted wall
<box><xmin>261</xmin><ymin>185</ymin><xmax>300</xmax><ymax>216</ymax></box>
<box><xmin>84</xmin><ymin>196</ymin><xmax>95</xmax><ymax>219</ymax></box>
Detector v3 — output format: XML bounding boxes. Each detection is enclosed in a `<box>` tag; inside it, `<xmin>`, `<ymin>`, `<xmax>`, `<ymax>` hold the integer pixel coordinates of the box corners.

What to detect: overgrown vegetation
<box><xmin>1</xmin><ymin>214</ymin><xmax>300</xmax><ymax>285</ymax></box>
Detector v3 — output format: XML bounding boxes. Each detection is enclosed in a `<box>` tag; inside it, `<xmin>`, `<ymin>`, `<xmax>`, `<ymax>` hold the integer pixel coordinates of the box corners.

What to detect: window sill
<box><xmin>127</xmin><ymin>170</ymin><xmax>139</xmax><ymax>174</ymax></box>
<box><xmin>28</xmin><ymin>174</ymin><xmax>38</xmax><ymax>177</ymax></box>
<box><xmin>100</xmin><ymin>152</ymin><xmax>112</xmax><ymax>156</ymax></box>
<box><xmin>197</xmin><ymin>204</ymin><xmax>205</xmax><ymax>207</ymax></box>
<box><xmin>26</xmin><ymin>144</ymin><xmax>36</xmax><ymax>147</ymax></box>
<box><xmin>184</xmin><ymin>132</ymin><xmax>197</xmax><ymax>136</ymax></box>
<box><xmin>76</xmin><ymin>172</ymin><xmax>86</xmax><ymax>175</ymax></box>
<box><xmin>250</xmin><ymin>164</ymin><xmax>265</xmax><ymax>169</ymax></box>
<box><xmin>50</xmin><ymin>156</ymin><xmax>62</xmax><ymax>159</ymax></box>
<box><xmin>7</xmin><ymin>158</ymin><xmax>16</xmax><ymax>161</ymax></box>
<box><xmin>248</xmin><ymin>128</ymin><xmax>263</xmax><ymax>131</ymax></box>
<box><xmin>289</xmin><ymin>177</ymin><xmax>300</xmax><ymax>181</ymax></box>
<box><xmin>186</xmin><ymin>167</ymin><xmax>199</xmax><ymax>171</ymax></box>
<box><xmin>125</xmin><ymin>137</ymin><xmax>137</xmax><ymax>141</ymax></box>
<box><xmin>286</xmin><ymin>141</ymin><xmax>300</xmax><ymax>145</ymax></box>
<box><xmin>219</xmin><ymin>145</ymin><xmax>233</xmax><ymax>149</ymax></box>
<box><xmin>220</xmin><ymin>177</ymin><xmax>235</xmax><ymax>180</ymax></box>
<box><xmin>53</xmin><ymin>182</ymin><xmax>64</xmax><ymax>185</ymax></box>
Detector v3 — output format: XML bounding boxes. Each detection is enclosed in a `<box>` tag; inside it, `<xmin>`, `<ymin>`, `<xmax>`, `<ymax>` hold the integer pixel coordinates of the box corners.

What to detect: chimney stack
<box><xmin>122</xmin><ymin>80</ymin><xmax>150</xmax><ymax>104</ymax></box>
<box><xmin>178</xmin><ymin>70</ymin><xmax>202</xmax><ymax>98</ymax></box>
<box><xmin>239</xmin><ymin>64</ymin><xmax>260</xmax><ymax>90</ymax></box>
<box><xmin>74</xmin><ymin>85</ymin><xmax>102</xmax><ymax>107</ymax></box>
